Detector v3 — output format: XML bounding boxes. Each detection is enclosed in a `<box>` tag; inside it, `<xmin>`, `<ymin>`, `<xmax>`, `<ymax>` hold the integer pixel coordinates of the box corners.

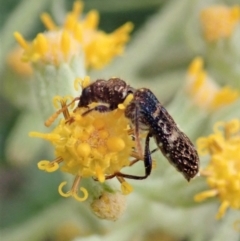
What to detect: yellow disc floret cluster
<box><xmin>195</xmin><ymin>119</ymin><xmax>240</xmax><ymax>219</ymax></box>
<box><xmin>14</xmin><ymin>30</ymin><xmax>82</xmax><ymax>66</ymax></box>
<box><xmin>30</xmin><ymin>94</ymin><xmax>135</xmax><ymax>201</ymax></box>
<box><xmin>14</xmin><ymin>1</ymin><xmax>133</xmax><ymax>68</ymax></box>
<box><xmin>200</xmin><ymin>5</ymin><xmax>240</xmax><ymax>42</ymax></box>
<box><xmin>186</xmin><ymin>57</ymin><xmax>239</xmax><ymax>111</ymax></box>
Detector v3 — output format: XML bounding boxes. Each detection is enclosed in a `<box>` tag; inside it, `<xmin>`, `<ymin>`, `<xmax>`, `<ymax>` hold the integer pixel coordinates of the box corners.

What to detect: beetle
<box><xmin>47</xmin><ymin>78</ymin><xmax>199</xmax><ymax>181</ymax></box>
<box><xmin>77</xmin><ymin>78</ymin><xmax>199</xmax><ymax>181</ymax></box>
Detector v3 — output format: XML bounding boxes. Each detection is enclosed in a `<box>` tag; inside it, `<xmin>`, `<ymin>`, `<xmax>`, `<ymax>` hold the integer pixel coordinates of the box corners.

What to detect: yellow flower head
<box><xmin>29</xmin><ymin>89</ymin><xmax>136</xmax><ymax>201</ymax></box>
<box><xmin>200</xmin><ymin>5</ymin><xmax>240</xmax><ymax>42</ymax></box>
<box><xmin>186</xmin><ymin>57</ymin><xmax>239</xmax><ymax>111</ymax></box>
<box><xmin>195</xmin><ymin>119</ymin><xmax>240</xmax><ymax>219</ymax></box>
<box><xmin>14</xmin><ymin>1</ymin><xmax>133</xmax><ymax>68</ymax></box>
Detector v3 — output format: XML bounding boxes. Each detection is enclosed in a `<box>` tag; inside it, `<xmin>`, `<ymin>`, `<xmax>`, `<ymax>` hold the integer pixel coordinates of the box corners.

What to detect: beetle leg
<box><xmin>82</xmin><ymin>105</ymin><xmax>112</xmax><ymax>116</ymax></box>
<box><xmin>103</xmin><ymin>132</ymin><xmax>153</xmax><ymax>180</ymax></box>
<box><xmin>130</xmin><ymin>147</ymin><xmax>157</xmax><ymax>166</ymax></box>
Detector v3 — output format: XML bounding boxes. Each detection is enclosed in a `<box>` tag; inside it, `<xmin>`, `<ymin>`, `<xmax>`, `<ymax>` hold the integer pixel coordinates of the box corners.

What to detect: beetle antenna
<box><xmin>44</xmin><ymin>97</ymin><xmax>80</xmax><ymax>127</ymax></box>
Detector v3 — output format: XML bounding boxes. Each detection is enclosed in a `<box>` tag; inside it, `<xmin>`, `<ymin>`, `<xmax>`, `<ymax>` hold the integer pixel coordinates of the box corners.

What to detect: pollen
<box><xmin>200</xmin><ymin>5</ymin><xmax>240</xmax><ymax>42</ymax></box>
<box><xmin>186</xmin><ymin>57</ymin><xmax>239</xmax><ymax>111</ymax></box>
<box><xmin>30</xmin><ymin>96</ymin><xmax>135</xmax><ymax>201</ymax></box>
<box><xmin>195</xmin><ymin>119</ymin><xmax>240</xmax><ymax>219</ymax></box>
<box><xmin>14</xmin><ymin>1</ymin><xmax>133</xmax><ymax>69</ymax></box>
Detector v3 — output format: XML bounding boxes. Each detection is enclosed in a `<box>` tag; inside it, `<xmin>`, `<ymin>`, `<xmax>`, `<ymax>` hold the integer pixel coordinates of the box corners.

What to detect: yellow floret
<box><xmin>195</xmin><ymin>119</ymin><xmax>240</xmax><ymax>219</ymax></box>
<box><xmin>186</xmin><ymin>57</ymin><xmax>239</xmax><ymax>111</ymax></box>
<box><xmin>200</xmin><ymin>5</ymin><xmax>240</xmax><ymax>42</ymax></box>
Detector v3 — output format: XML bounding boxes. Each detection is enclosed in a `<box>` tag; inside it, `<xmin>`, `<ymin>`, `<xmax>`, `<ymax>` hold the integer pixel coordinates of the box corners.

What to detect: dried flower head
<box><xmin>91</xmin><ymin>192</ymin><xmax>127</xmax><ymax>221</ymax></box>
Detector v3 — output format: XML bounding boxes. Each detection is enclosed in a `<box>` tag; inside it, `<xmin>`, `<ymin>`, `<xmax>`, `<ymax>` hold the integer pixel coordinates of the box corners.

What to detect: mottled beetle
<box><xmin>76</xmin><ymin>78</ymin><xmax>199</xmax><ymax>181</ymax></box>
<box><xmin>47</xmin><ymin>78</ymin><xmax>199</xmax><ymax>181</ymax></box>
